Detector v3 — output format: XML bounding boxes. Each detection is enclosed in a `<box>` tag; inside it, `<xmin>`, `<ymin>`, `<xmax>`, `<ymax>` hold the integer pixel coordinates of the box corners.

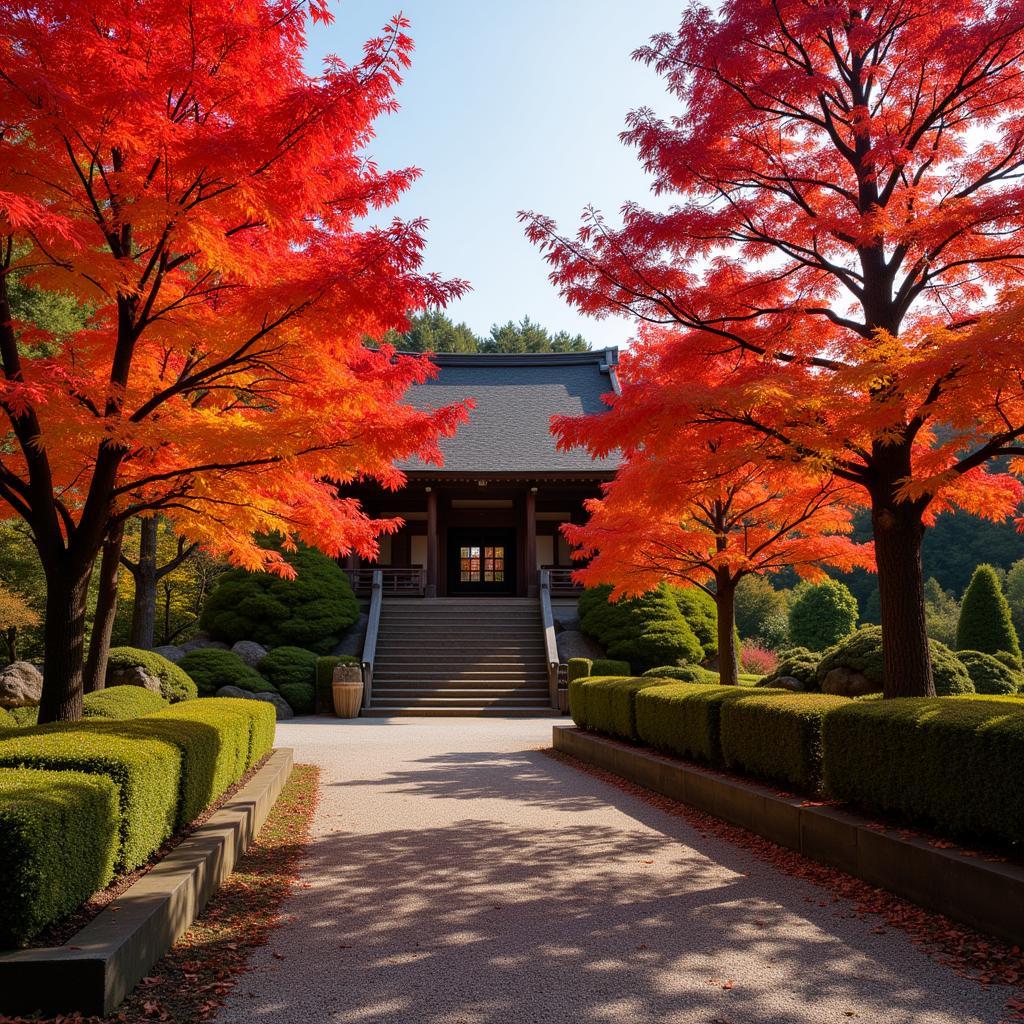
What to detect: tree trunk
<box><xmin>4</xmin><ymin>627</ymin><xmax>16</xmax><ymax>663</ymax></box>
<box><xmin>872</xmin><ymin>496</ymin><xmax>935</xmax><ymax>697</ymax></box>
<box><xmin>129</xmin><ymin>516</ymin><xmax>158</xmax><ymax>648</ymax></box>
<box><xmin>715</xmin><ymin>573</ymin><xmax>739</xmax><ymax>686</ymax></box>
<box><xmin>84</xmin><ymin>523</ymin><xmax>124</xmax><ymax>693</ymax></box>
<box><xmin>37</xmin><ymin>563</ymin><xmax>93</xmax><ymax>723</ymax></box>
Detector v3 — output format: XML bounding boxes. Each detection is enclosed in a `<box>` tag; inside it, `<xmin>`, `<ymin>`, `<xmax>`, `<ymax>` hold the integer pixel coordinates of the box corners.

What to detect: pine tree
<box><xmin>956</xmin><ymin>565</ymin><xmax>1022</xmax><ymax>667</ymax></box>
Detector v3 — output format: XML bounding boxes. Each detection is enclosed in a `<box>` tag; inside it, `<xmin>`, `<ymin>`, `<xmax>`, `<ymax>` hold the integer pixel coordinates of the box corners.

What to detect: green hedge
<box><xmin>567</xmin><ymin>658</ymin><xmax>593</xmax><ymax>683</ymax></box>
<box><xmin>179</xmin><ymin>648</ymin><xmax>275</xmax><ymax>696</ymax></box>
<box><xmin>720</xmin><ymin>692</ymin><xmax>850</xmax><ymax>793</ymax></box>
<box><xmin>0</xmin><ymin>767</ymin><xmax>120</xmax><ymax>948</ymax></box>
<box><xmin>634</xmin><ymin>683</ymin><xmax>787</xmax><ymax>764</ymax></box>
<box><xmin>0</xmin><ymin>724</ymin><xmax>181</xmax><ymax>869</ymax></box>
<box><xmin>8</xmin><ymin>706</ymin><xmax>38</xmax><ymax>728</ymax></box>
<box><xmin>82</xmin><ymin>685</ymin><xmax>169</xmax><ymax>720</ymax></box>
<box><xmin>106</xmin><ymin>647</ymin><xmax>198</xmax><ymax>702</ymax></box>
<box><xmin>955</xmin><ymin>650</ymin><xmax>1021</xmax><ymax>695</ymax></box>
<box><xmin>823</xmin><ymin>696</ymin><xmax>1024</xmax><ymax>846</ymax></box>
<box><xmin>0</xmin><ymin>706</ymin><xmax>15</xmax><ymax>729</ymax></box>
<box><xmin>568</xmin><ymin>676</ymin><xmax>674</xmax><ymax>741</ymax></box>
<box><xmin>258</xmin><ymin>646</ymin><xmax>318</xmax><ymax>689</ymax></box>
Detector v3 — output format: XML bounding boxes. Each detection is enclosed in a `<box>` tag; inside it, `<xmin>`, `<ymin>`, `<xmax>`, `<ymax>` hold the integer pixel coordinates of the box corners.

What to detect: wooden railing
<box><xmin>346</xmin><ymin>565</ymin><xmax>425</xmax><ymax>597</ymax></box>
<box><xmin>541</xmin><ymin>565</ymin><xmax>580</xmax><ymax>595</ymax></box>
<box><xmin>360</xmin><ymin>569</ymin><xmax>383</xmax><ymax>710</ymax></box>
<box><xmin>539</xmin><ymin>569</ymin><xmax>561</xmax><ymax>709</ymax></box>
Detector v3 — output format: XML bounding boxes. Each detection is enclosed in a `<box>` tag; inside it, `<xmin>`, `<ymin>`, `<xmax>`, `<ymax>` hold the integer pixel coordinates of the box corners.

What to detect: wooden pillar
<box><xmin>426</xmin><ymin>487</ymin><xmax>438</xmax><ymax>598</ymax></box>
<box><xmin>526</xmin><ymin>485</ymin><xmax>538</xmax><ymax>598</ymax></box>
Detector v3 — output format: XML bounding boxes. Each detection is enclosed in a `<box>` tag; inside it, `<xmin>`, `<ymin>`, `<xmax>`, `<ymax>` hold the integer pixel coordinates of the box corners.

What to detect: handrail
<box><xmin>541</xmin><ymin>565</ymin><xmax>581</xmax><ymax>595</ymax></box>
<box><xmin>361</xmin><ymin>569</ymin><xmax>383</xmax><ymax>710</ymax></box>
<box><xmin>346</xmin><ymin>565</ymin><xmax>425</xmax><ymax>597</ymax></box>
<box><xmin>539</xmin><ymin>568</ymin><xmax>560</xmax><ymax>709</ymax></box>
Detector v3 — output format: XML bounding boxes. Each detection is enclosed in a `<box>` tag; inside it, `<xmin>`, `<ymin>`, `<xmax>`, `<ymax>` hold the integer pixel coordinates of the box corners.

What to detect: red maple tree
<box><xmin>556</xmin><ymin>333</ymin><xmax>872</xmax><ymax>683</ymax></box>
<box><xmin>524</xmin><ymin>1</ymin><xmax>1024</xmax><ymax>696</ymax></box>
<box><xmin>0</xmin><ymin>2</ymin><xmax>468</xmax><ymax>720</ymax></box>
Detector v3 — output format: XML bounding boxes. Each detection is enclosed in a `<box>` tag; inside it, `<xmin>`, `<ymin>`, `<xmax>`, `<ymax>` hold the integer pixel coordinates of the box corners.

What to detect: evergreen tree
<box><xmin>955</xmin><ymin>564</ymin><xmax>1022</xmax><ymax>666</ymax></box>
<box><xmin>787</xmin><ymin>579</ymin><xmax>859</xmax><ymax>652</ymax></box>
<box><xmin>482</xmin><ymin>316</ymin><xmax>589</xmax><ymax>353</ymax></box>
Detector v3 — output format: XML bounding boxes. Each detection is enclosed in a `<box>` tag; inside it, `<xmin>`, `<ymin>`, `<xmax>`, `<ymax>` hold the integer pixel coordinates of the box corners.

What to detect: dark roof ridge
<box><xmin>398</xmin><ymin>346</ymin><xmax>619</xmax><ymax>370</ymax></box>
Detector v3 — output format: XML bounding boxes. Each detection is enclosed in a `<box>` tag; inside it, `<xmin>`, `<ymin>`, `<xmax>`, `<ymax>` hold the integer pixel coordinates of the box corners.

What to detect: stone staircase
<box><xmin>363</xmin><ymin>598</ymin><xmax>554</xmax><ymax>716</ymax></box>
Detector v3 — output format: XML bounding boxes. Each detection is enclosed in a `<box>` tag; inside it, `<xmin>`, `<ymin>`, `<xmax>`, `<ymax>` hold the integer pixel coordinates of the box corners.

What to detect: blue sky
<box><xmin>307</xmin><ymin>1</ymin><xmax>684</xmax><ymax>349</ymax></box>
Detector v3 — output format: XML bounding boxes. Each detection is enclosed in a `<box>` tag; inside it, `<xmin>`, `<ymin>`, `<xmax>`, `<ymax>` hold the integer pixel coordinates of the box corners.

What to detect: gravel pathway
<box><xmin>218</xmin><ymin>717</ymin><xmax>1012</xmax><ymax>1024</ymax></box>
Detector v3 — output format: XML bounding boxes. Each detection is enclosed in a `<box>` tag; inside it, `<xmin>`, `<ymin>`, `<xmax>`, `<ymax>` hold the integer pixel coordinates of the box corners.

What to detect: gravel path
<box><xmin>219</xmin><ymin>717</ymin><xmax>1011</xmax><ymax>1024</ymax></box>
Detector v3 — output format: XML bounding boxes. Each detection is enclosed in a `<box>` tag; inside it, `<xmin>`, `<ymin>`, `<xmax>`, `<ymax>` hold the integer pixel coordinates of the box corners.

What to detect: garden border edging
<box><xmin>0</xmin><ymin>746</ymin><xmax>294</xmax><ymax>1016</ymax></box>
<box><xmin>552</xmin><ymin>725</ymin><xmax>1024</xmax><ymax>945</ymax></box>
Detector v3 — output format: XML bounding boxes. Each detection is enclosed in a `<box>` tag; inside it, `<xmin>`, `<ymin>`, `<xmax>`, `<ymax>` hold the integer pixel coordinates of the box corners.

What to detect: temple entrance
<box><xmin>446</xmin><ymin>528</ymin><xmax>517</xmax><ymax>596</ymax></box>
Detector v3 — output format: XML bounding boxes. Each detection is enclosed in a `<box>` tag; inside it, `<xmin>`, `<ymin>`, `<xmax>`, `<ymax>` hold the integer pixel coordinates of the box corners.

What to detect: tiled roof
<box><xmin>397</xmin><ymin>349</ymin><xmax>621</xmax><ymax>476</ymax></box>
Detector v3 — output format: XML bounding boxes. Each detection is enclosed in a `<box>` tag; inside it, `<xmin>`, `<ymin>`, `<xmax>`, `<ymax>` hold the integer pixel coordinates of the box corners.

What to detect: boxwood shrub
<box><xmin>759</xmin><ymin>646</ymin><xmax>819</xmax><ymax>689</ymax></box>
<box><xmin>199</xmin><ymin>542</ymin><xmax>358</xmax><ymax>653</ymax></box>
<box><xmin>955</xmin><ymin>650</ymin><xmax>1021</xmax><ymax>695</ymax></box>
<box><xmin>569</xmin><ymin>676</ymin><xmax>675</xmax><ymax>741</ymax></box>
<box><xmin>0</xmin><ymin>767</ymin><xmax>120</xmax><ymax>948</ymax></box>
<box><xmin>720</xmin><ymin>692</ymin><xmax>850</xmax><ymax>793</ymax></box>
<box><xmin>82</xmin><ymin>685</ymin><xmax>169</xmax><ymax>721</ymax></box>
<box><xmin>0</xmin><ymin>706</ymin><xmax>15</xmax><ymax>729</ymax></box>
<box><xmin>106</xmin><ymin>647</ymin><xmax>198</xmax><ymax>702</ymax></box>
<box><xmin>0</xmin><ymin>724</ymin><xmax>181</xmax><ymax>869</ymax></box>
<box><xmin>179</xmin><ymin>648</ymin><xmax>276</xmax><ymax>696</ymax></box>
<box><xmin>822</xmin><ymin>696</ymin><xmax>1024</xmax><ymax>846</ymax></box>
<box><xmin>592</xmin><ymin>658</ymin><xmax>631</xmax><ymax>677</ymax></box>
<box><xmin>635</xmin><ymin>683</ymin><xmax>787</xmax><ymax>764</ymax></box>
<box><xmin>258</xmin><ymin>646</ymin><xmax>318</xmax><ymax>712</ymax></box>
<box><xmin>567</xmin><ymin>658</ymin><xmax>593</xmax><ymax>683</ymax></box>
<box><xmin>8</xmin><ymin>705</ymin><xmax>38</xmax><ymax>728</ymax></box>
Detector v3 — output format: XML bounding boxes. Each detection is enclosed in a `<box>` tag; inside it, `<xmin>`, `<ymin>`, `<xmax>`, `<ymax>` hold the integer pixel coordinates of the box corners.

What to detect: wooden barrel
<box><xmin>332</xmin><ymin>664</ymin><xmax>364</xmax><ymax>718</ymax></box>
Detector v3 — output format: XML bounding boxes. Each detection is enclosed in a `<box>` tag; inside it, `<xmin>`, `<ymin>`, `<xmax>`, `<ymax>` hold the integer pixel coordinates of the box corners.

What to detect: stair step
<box><xmin>361</xmin><ymin>707</ymin><xmax>556</xmax><ymax>718</ymax></box>
<box><xmin>373</xmin><ymin>687</ymin><xmax>550</xmax><ymax>698</ymax></box>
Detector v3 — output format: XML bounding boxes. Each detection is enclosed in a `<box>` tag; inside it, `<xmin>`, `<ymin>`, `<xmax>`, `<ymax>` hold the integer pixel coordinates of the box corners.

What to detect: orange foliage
<box><xmin>524</xmin><ymin>1</ymin><xmax>1024</xmax><ymax>695</ymax></box>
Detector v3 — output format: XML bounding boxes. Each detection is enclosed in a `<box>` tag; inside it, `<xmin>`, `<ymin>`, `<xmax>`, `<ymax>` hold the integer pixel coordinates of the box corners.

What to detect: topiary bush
<box><xmin>0</xmin><ymin>723</ymin><xmax>182</xmax><ymax>870</ymax></box>
<box><xmin>815</xmin><ymin>625</ymin><xmax>974</xmax><ymax>696</ymax></box>
<box><xmin>106</xmin><ymin>647</ymin><xmax>198</xmax><ymax>702</ymax></box>
<box><xmin>567</xmin><ymin>658</ymin><xmax>593</xmax><ymax>683</ymax></box>
<box><xmin>822</xmin><ymin>695</ymin><xmax>1024</xmax><ymax>845</ymax></box>
<box><xmin>760</xmin><ymin>646</ymin><xmax>819</xmax><ymax>688</ymax></box>
<box><xmin>278</xmin><ymin>682</ymin><xmax>315</xmax><ymax>715</ymax></box>
<box><xmin>0</xmin><ymin>767</ymin><xmax>119</xmax><ymax>947</ymax></box>
<box><xmin>787</xmin><ymin>579</ymin><xmax>859</xmax><ymax>651</ymax></box>
<box><xmin>955</xmin><ymin>650</ymin><xmax>1021</xmax><ymax>695</ymax></box>
<box><xmin>179</xmin><ymin>648</ymin><xmax>276</xmax><ymax>696</ymax></box>
<box><xmin>82</xmin><ymin>686</ymin><xmax>169</xmax><ymax>720</ymax></box>
<box><xmin>956</xmin><ymin>564</ymin><xmax>1022</xmax><ymax>667</ymax></box>
<box><xmin>0</xmin><ymin>706</ymin><xmax>15</xmax><ymax>729</ymax></box>
<box><xmin>569</xmin><ymin>676</ymin><xmax>675</xmax><ymax>741</ymax></box>
<box><xmin>258</xmin><ymin>646</ymin><xmax>318</xmax><ymax>689</ymax></box>
<box><xmin>720</xmin><ymin>692</ymin><xmax>850</xmax><ymax>793</ymax></box>
<box><xmin>8</xmin><ymin>705</ymin><xmax>37</xmax><ymax>727</ymax></box>
<box><xmin>199</xmin><ymin>542</ymin><xmax>358</xmax><ymax>653</ymax></box>
<box><xmin>578</xmin><ymin>584</ymin><xmax>704</xmax><ymax>672</ymax></box>
<box><xmin>591</xmin><ymin>658</ymin><xmax>631</xmax><ymax>677</ymax></box>
<box><xmin>671</xmin><ymin>587</ymin><xmax>719</xmax><ymax>660</ymax></box>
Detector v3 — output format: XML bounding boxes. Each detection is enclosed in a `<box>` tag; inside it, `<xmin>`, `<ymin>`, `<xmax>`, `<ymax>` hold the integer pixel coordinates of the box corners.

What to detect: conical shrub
<box><xmin>956</xmin><ymin>564</ymin><xmax>1022</xmax><ymax>667</ymax></box>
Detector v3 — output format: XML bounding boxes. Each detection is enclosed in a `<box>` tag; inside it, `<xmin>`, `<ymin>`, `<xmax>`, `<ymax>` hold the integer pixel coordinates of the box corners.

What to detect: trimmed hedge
<box><xmin>822</xmin><ymin>696</ymin><xmax>1024</xmax><ymax>846</ymax></box>
<box><xmin>956</xmin><ymin>564</ymin><xmax>1022</xmax><ymax>667</ymax></box>
<box><xmin>200</xmin><ymin>542</ymin><xmax>359</xmax><ymax>653</ymax></box>
<box><xmin>569</xmin><ymin>676</ymin><xmax>674</xmax><ymax>741</ymax></box>
<box><xmin>567</xmin><ymin>658</ymin><xmax>593</xmax><ymax>683</ymax></box>
<box><xmin>179</xmin><ymin>648</ymin><xmax>275</xmax><ymax>696</ymax></box>
<box><xmin>0</xmin><ymin>767</ymin><xmax>119</xmax><ymax>947</ymax></box>
<box><xmin>258</xmin><ymin>646</ymin><xmax>318</xmax><ymax>689</ymax></box>
<box><xmin>82</xmin><ymin>685</ymin><xmax>169</xmax><ymax>720</ymax></box>
<box><xmin>720</xmin><ymin>693</ymin><xmax>850</xmax><ymax>793</ymax></box>
<box><xmin>0</xmin><ymin>724</ymin><xmax>181</xmax><ymax>869</ymax></box>
<box><xmin>0</xmin><ymin>706</ymin><xmax>15</xmax><ymax>729</ymax></box>
<box><xmin>956</xmin><ymin>650</ymin><xmax>1021</xmax><ymax>696</ymax></box>
<box><xmin>635</xmin><ymin>683</ymin><xmax>787</xmax><ymax>764</ymax></box>
<box><xmin>8</xmin><ymin>705</ymin><xmax>38</xmax><ymax>728</ymax></box>
<box><xmin>106</xmin><ymin>647</ymin><xmax>198</xmax><ymax>702</ymax></box>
